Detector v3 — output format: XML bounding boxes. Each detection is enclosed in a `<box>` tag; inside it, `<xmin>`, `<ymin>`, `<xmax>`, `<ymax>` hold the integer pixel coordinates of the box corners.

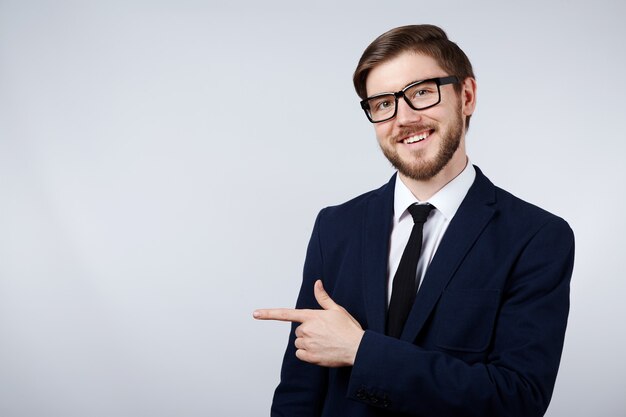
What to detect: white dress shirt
<box><xmin>387</xmin><ymin>161</ymin><xmax>476</xmax><ymax>303</ymax></box>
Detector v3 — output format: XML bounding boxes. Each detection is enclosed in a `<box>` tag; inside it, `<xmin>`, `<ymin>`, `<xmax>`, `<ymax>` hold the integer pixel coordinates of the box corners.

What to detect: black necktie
<box><xmin>387</xmin><ymin>203</ymin><xmax>435</xmax><ymax>338</ymax></box>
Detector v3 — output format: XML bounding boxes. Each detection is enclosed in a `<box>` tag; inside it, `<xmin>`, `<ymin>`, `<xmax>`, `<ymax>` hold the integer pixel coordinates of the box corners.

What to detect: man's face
<box><xmin>365</xmin><ymin>52</ymin><xmax>469</xmax><ymax>182</ymax></box>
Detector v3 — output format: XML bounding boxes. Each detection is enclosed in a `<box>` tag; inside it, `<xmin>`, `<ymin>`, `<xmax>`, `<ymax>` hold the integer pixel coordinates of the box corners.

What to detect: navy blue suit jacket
<box><xmin>272</xmin><ymin>167</ymin><xmax>575</xmax><ymax>417</ymax></box>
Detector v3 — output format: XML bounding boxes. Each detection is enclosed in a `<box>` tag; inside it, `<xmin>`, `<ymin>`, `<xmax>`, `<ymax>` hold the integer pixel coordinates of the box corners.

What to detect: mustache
<box><xmin>391</xmin><ymin>126</ymin><xmax>436</xmax><ymax>142</ymax></box>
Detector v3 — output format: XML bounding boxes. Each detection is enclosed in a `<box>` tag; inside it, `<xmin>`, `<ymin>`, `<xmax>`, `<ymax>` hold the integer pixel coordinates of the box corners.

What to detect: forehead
<box><xmin>365</xmin><ymin>51</ymin><xmax>446</xmax><ymax>97</ymax></box>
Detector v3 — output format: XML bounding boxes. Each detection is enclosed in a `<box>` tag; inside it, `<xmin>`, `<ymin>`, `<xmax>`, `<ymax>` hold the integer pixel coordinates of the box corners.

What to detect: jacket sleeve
<box><xmin>271</xmin><ymin>210</ymin><xmax>328</xmax><ymax>417</ymax></box>
<box><xmin>346</xmin><ymin>217</ymin><xmax>575</xmax><ymax>416</ymax></box>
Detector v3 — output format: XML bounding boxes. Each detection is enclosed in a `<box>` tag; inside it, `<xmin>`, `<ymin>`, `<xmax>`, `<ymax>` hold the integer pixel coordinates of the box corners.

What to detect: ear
<box><xmin>461</xmin><ymin>77</ymin><xmax>477</xmax><ymax>118</ymax></box>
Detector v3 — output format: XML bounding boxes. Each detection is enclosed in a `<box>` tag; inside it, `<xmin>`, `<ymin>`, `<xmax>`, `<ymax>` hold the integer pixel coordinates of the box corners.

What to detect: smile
<box><xmin>402</xmin><ymin>130</ymin><xmax>433</xmax><ymax>144</ymax></box>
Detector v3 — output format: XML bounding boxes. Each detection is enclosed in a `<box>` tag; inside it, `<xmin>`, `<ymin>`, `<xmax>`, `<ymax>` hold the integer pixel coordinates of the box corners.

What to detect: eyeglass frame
<box><xmin>359</xmin><ymin>76</ymin><xmax>459</xmax><ymax>123</ymax></box>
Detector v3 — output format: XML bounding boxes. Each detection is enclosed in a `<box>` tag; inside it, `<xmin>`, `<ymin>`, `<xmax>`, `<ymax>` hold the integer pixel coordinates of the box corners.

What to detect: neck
<box><xmin>399</xmin><ymin>151</ymin><xmax>468</xmax><ymax>201</ymax></box>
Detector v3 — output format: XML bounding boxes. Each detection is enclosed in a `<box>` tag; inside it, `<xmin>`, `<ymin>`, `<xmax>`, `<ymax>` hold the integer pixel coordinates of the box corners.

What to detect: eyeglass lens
<box><xmin>367</xmin><ymin>80</ymin><xmax>440</xmax><ymax>122</ymax></box>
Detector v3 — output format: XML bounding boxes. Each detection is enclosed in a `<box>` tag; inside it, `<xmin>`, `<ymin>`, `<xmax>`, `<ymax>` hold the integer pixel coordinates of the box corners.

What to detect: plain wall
<box><xmin>1</xmin><ymin>0</ymin><xmax>625</xmax><ymax>415</ymax></box>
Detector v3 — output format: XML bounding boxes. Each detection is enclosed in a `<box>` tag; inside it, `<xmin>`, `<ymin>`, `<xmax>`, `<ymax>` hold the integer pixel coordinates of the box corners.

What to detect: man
<box><xmin>254</xmin><ymin>24</ymin><xmax>574</xmax><ymax>417</ymax></box>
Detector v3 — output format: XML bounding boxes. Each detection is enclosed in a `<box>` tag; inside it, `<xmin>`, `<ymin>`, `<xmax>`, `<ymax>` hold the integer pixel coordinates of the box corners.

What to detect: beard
<box><xmin>379</xmin><ymin>107</ymin><xmax>464</xmax><ymax>181</ymax></box>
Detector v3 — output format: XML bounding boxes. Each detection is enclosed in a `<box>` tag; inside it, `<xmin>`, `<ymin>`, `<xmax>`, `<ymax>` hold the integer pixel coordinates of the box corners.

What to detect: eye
<box><xmin>406</xmin><ymin>81</ymin><xmax>438</xmax><ymax>101</ymax></box>
<box><xmin>369</xmin><ymin>96</ymin><xmax>395</xmax><ymax>113</ymax></box>
<box><xmin>376</xmin><ymin>100</ymin><xmax>392</xmax><ymax>110</ymax></box>
<box><xmin>413</xmin><ymin>87</ymin><xmax>437</xmax><ymax>98</ymax></box>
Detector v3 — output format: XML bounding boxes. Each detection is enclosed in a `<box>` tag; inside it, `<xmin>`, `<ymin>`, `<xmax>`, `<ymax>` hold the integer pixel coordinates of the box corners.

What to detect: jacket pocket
<box><xmin>435</xmin><ymin>289</ymin><xmax>500</xmax><ymax>352</ymax></box>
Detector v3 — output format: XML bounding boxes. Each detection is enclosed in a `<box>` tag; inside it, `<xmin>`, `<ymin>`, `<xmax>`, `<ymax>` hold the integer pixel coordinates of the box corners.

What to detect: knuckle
<box><xmin>298</xmin><ymin>323</ymin><xmax>309</xmax><ymax>335</ymax></box>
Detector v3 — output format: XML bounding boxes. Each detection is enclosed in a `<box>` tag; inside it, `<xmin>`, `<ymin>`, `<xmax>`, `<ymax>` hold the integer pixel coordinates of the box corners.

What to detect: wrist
<box><xmin>348</xmin><ymin>329</ymin><xmax>366</xmax><ymax>365</ymax></box>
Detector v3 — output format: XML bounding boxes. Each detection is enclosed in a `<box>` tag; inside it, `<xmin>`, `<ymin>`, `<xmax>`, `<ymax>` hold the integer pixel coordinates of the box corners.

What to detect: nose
<box><xmin>395</xmin><ymin>96</ymin><xmax>422</xmax><ymax>126</ymax></box>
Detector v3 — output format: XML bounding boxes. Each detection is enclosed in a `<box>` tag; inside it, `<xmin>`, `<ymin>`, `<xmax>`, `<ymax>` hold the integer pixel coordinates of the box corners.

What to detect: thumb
<box><xmin>314</xmin><ymin>279</ymin><xmax>339</xmax><ymax>310</ymax></box>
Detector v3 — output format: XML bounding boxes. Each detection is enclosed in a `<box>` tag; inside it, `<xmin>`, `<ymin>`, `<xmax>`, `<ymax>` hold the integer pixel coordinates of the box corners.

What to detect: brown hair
<box><xmin>353</xmin><ymin>24</ymin><xmax>475</xmax><ymax>128</ymax></box>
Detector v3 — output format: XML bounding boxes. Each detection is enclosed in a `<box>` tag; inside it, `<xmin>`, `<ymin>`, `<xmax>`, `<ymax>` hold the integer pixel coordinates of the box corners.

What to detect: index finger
<box><xmin>253</xmin><ymin>308</ymin><xmax>312</xmax><ymax>323</ymax></box>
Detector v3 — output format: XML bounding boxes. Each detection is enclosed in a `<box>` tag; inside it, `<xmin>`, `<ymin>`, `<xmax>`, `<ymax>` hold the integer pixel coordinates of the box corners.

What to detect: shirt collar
<box><xmin>393</xmin><ymin>160</ymin><xmax>476</xmax><ymax>223</ymax></box>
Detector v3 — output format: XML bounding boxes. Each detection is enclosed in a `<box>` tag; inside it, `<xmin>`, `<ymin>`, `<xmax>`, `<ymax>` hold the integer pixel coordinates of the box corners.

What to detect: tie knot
<box><xmin>407</xmin><ymin>203</ymin><xmax>435</xmax><ymax>224</ymax></box>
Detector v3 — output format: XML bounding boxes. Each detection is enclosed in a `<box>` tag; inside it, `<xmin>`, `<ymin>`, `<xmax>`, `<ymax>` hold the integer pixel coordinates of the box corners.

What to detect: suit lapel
<box><xmin>361</xmin><ymin>175</ymin><xmax>396</xmax><ymax>333</ymax></box>
<box><xmin>401</xmin><ymin>167</ymin><xmax>497</xmax><ymax>342</ymax></box>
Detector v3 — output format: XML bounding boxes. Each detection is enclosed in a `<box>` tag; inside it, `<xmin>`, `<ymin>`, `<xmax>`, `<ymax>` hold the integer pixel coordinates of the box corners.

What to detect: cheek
<box><xmin>374</xmin><ymin>124</ymin><xmax>392</xmax><ymax>142</ymax></box>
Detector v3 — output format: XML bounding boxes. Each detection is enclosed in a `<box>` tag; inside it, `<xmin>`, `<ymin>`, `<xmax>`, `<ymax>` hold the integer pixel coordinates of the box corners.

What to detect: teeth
<box><xmin>404</xmin><ymin>131</ymin><xmax>430</xmax><ymax>144</ymax></box>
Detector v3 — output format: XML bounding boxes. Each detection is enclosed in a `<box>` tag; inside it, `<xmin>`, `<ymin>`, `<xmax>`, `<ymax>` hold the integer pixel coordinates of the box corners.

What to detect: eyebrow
<box><xmin>402</xmin><ymin>78</ymin><xmax>426</xmax><ymax>90</ymax></box>
<box><xmin>368</xmin><ymin>78</ymin><xmax>429</xmax><ymax>98</ymax></box>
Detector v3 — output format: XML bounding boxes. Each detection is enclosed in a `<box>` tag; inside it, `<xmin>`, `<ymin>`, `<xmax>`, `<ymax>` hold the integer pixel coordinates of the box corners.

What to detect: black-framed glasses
<box><xmin>360</xmin><ymin>76</ymin><xmax>459</xmax><ymax>123</ymax></box>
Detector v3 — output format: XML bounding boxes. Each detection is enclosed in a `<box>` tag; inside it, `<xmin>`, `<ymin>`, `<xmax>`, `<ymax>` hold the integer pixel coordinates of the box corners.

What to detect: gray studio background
<box><xmin>1</xmin><ymin>1</ymin><xmax>624</xmax><ymax>416</ymax></box>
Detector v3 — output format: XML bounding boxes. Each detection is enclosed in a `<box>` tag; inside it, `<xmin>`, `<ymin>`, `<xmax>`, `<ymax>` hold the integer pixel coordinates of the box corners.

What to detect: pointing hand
<box><xmin>254</xmin><ymin>280</ymin><xmax>364</xmax><ymax>367</ymax></box>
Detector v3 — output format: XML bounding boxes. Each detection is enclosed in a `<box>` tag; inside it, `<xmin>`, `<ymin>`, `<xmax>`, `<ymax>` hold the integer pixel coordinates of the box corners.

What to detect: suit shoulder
<box><xmin>493</xmin><ymin>185</ymin><xmax>573</xmax><ymax>238</ymax></box>
<box><xmin>319</xmin><ymin>179</ymin><xmax>390</xmax><ymax>220</ymax></box>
